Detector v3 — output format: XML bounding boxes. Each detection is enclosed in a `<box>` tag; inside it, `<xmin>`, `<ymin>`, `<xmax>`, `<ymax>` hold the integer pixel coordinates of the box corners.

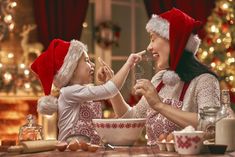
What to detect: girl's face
<box><xmin>70</xmin><ymin>52</ymin><xmax>95</xmax><ymax>85</ymax></box>
<box><xmin>147</xmin><ymin>32</ymin><xmax>170</xmax><ymax>70</ymax></box>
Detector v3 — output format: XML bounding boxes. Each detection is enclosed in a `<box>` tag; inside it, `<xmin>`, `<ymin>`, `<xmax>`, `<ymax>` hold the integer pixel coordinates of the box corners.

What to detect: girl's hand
<box><xmin>97</xmin><ymin>57</ymin><xmax>114</xmax><ymax>83</ymax></box>
<box><xmin>126</xmin><ymin>50</ymin><xmax>146</xmax><ymax>68</ymax></box>
<box><xmin>134</xmin><ymin>79</ymin><xmax>162</xmax><ymax>110</ymax></box>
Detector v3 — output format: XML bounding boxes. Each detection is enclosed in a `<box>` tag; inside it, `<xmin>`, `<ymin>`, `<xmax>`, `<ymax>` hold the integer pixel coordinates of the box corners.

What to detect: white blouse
<box><xmin>57</xmin><ymin>80</ymin><xmax>118</xmax><ymax>142</ymax></box>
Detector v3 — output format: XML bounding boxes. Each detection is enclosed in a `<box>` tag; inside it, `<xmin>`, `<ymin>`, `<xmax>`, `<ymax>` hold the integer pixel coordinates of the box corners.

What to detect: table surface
<box><xmin>1</xmin><ymin>145</ymin><xmax>235</xmax><ymax>157</ymax></box>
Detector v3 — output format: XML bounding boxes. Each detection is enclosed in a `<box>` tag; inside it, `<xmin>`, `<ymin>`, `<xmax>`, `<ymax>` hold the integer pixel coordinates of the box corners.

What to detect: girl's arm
<box><xmin>62</xmin><ymin>52</ymin><xmax>145</xmax><ymax>103</ymax></box>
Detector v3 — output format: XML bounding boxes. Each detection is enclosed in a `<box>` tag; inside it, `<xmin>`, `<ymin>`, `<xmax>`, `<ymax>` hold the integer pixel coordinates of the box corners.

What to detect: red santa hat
<box><xmin>146</xmin><ymin>8</ymin><xmax>202</xmax><ymax>85</ymax></box>
<box><xmin>31</xmin><ymin>39</ymin><xmax>87</xmax><ymax>95</ymax></box>
<box><xmin>31</xmin><ymin>39</ymin><xmax>87</xmax><ymax>115</ymax></box>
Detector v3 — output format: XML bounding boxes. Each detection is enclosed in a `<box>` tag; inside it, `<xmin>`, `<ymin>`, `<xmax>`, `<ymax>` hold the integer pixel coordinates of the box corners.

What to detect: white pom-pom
<box><xmin>37</xmin><ymin>95</ymin><xmax>58</xmax><ymax>115</ymax></box>
<box><xmin>162</xmin><ymin>70</ymin><xmax>180</xmax><ymax>86</ymax></box>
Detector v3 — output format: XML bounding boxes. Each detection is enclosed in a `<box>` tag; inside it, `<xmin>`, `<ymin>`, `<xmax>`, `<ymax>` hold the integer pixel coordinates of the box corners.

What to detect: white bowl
<box><xmin>173</xmin><ymin>131</ymin><xmax>204</xmax><ymax>155</ymax></box>
<box><xmin>92</xmin><ymin>118</ymin><xmax>146</xmax><ymax>146</ymax></box>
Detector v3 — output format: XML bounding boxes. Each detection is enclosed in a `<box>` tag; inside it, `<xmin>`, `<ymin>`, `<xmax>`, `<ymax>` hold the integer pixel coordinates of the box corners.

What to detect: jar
<box><xmin>198</xmin><ymin>106</ymin><xmax>220</xmax><ymax>142</ymax></box>
<box><xmin>18</xmin><ymin>114</ymin><xmax>43</xmax><ymax>142</ymax></box>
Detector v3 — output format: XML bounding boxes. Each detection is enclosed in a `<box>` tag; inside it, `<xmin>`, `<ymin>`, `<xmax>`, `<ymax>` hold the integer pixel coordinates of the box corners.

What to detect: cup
<box><xmin>216</xmin><ymin>118</ymin><xmax>235</xmax><ymax>151</ymax></box>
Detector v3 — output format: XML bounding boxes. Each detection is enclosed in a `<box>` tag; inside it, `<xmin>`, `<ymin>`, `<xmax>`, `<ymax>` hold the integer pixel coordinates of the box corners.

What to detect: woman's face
<box><xmin>147</xmin><ymin>32</ymin><xmax>170</xmax><ymax>70</ymax></box>
<box><xmin>70</xmin><ymin>52</ymin><xmax>95</xmax><ymax>85</ymax></box>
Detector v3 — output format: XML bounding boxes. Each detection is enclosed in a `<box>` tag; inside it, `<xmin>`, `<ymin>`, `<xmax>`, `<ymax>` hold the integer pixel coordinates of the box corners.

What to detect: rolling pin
<box><xmin>8</xmin><ymin>140</ymin><xmax>57</xmax><ymax>153</ymax></box>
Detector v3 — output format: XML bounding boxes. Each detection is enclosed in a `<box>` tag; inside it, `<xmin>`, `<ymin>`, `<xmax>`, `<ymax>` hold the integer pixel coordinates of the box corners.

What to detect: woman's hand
<box><xmin>134</xmin><ymin>79</ymin><xmax>162</xmax><ymax>111</ymax></box>
<box><xmin>97</xmin><ymin>57</ymin><xmax>114</xmax><ymax>83</ymax></box>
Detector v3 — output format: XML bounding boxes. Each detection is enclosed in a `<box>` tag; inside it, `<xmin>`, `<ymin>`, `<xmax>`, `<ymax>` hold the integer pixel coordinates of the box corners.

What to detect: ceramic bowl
<box><xmin>92</xmin><ymin>118</ymin><xmax>146</xmax><ymax>146</ymax></box>
<box><xmin>173</xmin><ymin>131</ymin><xmax>204</xmax><ymax>155</ymax></box>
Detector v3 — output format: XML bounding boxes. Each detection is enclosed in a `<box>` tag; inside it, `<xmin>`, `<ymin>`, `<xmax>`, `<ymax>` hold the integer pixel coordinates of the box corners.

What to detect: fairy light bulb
<box><xmin>4</xmin><ymin>14</ymin><xmax>12</xmax><ymax>23</ymax></box>
<box><xmin>222</xmin><ymin>3</ymin><xmax>229</xmax><ymax>10</ymax></box>
<box><xmin>24</xmin><ymin>69</ymin><xmax>30</xmax><ymax>76</ymax></box>
<box><xmin>8</xmin><ymin>53</ymin><xmax>14</xmax><ymax>58</ymax></box>
<box><xmin>24</xmin><ymin>83</ymin><xmax>31</xmax><ymax>89</ymax></box>
<box><xmin>9</xmin><ymin>23</ymin><xmax>14</xmax><ymax>31</ymax></box>
<box><xmin>19</xmin><ymin>63</ymin><xmax>26</xmax><ymax>69</ymax></box>
<box><xmin>211</xmin><ymin>62</ymin><xmax>216</xmax><ymax>68</ymax></box>
<box><xmin>10</xmin><ymin>2</ymin><xmax>17</xmax><ymax>8</ymax></box>
<box><xmin>4</xmin><ymin>72</ymin><xmax>12</xmax><ymax>82</ymax></box>
<box><xmin>209</xmin><ymin>47</ymin><xmax>214</xmax><ymax>52</ymax></box>
<box><xmin>217</xmin><ymin>38</ymin><xmax>222</xmax><ymax>43</ymax></box>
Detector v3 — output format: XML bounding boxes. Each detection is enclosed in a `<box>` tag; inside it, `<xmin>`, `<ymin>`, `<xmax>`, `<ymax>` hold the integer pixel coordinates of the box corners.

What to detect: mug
<box><xmin>216</xmin><ymin>118</ymin><xmax>235</xmax><ymax>151</ymax></box>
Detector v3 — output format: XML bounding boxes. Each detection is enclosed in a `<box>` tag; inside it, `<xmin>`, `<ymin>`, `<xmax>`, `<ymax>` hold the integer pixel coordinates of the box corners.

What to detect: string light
<box><xmin>0</xmin><ymin>0</ymin><xmax>17</xmax><ymax>41</ymax></box>
<box><xmin>198</xmin><ymin>0</ymin><xmax>235</xmax><ymax>95</ymax></box>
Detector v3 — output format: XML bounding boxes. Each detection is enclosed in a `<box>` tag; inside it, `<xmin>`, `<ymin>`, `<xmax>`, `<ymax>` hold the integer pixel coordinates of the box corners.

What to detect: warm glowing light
<box><xmin>0</xmin><ymin>63</ymin><xmax>2</xmax><ymax>68</ymax></box>
<box><xmin>24</xmin><ymin>83</ymin><xmax>31</xmax><ymax>89</ymax></box>
<box><xmin>82</xmin><ymin>22</ymin><xmax>88</xmax><ymax>28</ymax></box>
<box><xmin>24</xmin><ymin>69</ymin><xmax>30</xmax><ymax>76</ymax></box>
<box><xmin>227</xmin><ymin>58</ymin><xmax>235</xmax><ymax>64</ymax></box>
<box><xmin>201</xmin><ymin>51</ymin><xmax>208</xmax><ymax>59</ymax></box>
<box><xmin>227</xmin><ymin>52</ymin><xmax>231</xmax><ymax>57</ymax></box>
<box><xmin>211</xmin><ymin>62</ymin><xmax>216</xmax><ymax>67</ymax></box>
<box><xmin>10</xmin><ymin>2</ymin><xmax>17</xmax><ymax>8</ymax></box>
<box><xmin>8</xmin><ymin>53</ymin><xmax>14</xmax><ymax>58</ymax></box>
<box><xmin>229</xmin><ymin>76</ymin><xmax>234</xmax><ymax>81</ymax></box>
<box><xmin>216</xmin><ymin>38</ymin><xmax>222</xmax><ymax>43</ymax></box>
<box><xmin>210</xmin><ymin>25</ymin><xmax>219</xmax><ymax>33</ymax></box>
<box><xmin>4</xmin><ymin>72</ymin><xmax>12</xmax><ymax>81</ymax></box>
<box><xmin>222</xmin><ymin>3</ymin><xmax>229</xmax><ymax>10</ymax></box>
<box><xmin>226</xmin><ymin>33</ymin><xmax>231</xmax><ymax>37</ymax></box>
<box><xmin>4</xmin><ymin>14</ymin><xmax>12</xmax><ymax>23</ymax></box>
<box><xmin>145</xmin><ymin>134</ymin><xmax>148</xmax><ymax>140</ymax></box>
<box><xmin>209</xmin><ymin>47</ymin><xmax>214</xmax><ymax>52</ymax></box>
<box><xmin>44</xmin><ymin>115</ymin><xmax>54</xmax><ymax>118</ymax></box>
<box><xmin>19</xmin><ymin>63</ymin><xmax>26</xmax><ymax>69</ymax></box>
<box><xmin>9</xmin><ymin>23</ymin><xmax>14</xmax><ymax>30</ymax></box>
<box><xmin>103</xmin><ymin>110</ymin><xmax>111</xmax><ymax>118</ymax></box>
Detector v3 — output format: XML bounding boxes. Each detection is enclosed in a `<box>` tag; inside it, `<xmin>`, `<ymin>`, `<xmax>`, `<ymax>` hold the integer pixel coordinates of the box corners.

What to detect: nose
<box><xmin>147</xmin><ymin>43</ymin><xmax>152</xmax><ymax>52</ymax></box>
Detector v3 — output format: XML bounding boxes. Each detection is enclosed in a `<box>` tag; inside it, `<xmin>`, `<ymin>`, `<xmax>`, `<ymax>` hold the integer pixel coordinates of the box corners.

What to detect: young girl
<box><xmin>31</xmin><ymin>39</ymin><xmax>143</xmax><ymax>144</ymax></box>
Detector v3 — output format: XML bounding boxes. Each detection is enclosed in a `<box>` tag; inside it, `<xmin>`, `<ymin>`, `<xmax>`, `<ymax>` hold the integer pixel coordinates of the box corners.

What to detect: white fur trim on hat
<box><xmin>37</xmin><ymin>95</ymin><xmax>58</xmax><ymax>115</ymax></box>
<box><xmin>54</xmin><ymin>40</ymin><xmax>87</xmax><ymax>88</ymax></box>
<box><xmin>146</xmin><ymin>14</ymin><xmax>201</xmax><ymax>55</ymax></box>
<box><xmin>186</xmin><ymin>34</ymin><xmax>201</xmax><ymax>55</ymax></box>
<box><xmin>162</xmin><ymin>70</ymin><xmax>180</xmax><ymax>86</ymax></box>
<box><xmin>146</xmin><ymin>14</ymin><xmax>169</xmax><ymax>39</ymax></box>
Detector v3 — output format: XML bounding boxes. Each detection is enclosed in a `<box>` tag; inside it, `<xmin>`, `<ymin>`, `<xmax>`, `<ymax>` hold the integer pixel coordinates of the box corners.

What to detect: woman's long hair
<box><xmin>175</xmin><ymin>50</ymin><xmax>218</xmax><ymax>83</ymax></box>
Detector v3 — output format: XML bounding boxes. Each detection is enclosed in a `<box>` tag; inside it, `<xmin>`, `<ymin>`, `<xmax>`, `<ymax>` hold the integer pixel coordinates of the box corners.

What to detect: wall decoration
<box><xmin>95</xmin><ymin>21</ymin><xmax>121</xmax><ymax>49</ymax></box>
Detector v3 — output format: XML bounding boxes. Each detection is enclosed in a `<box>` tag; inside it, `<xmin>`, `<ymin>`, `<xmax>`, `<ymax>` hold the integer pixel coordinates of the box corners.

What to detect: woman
<box><xmin>101</xmin><ymin>8</ymin><xmax>220</xmax><ymax>145</ymax></box>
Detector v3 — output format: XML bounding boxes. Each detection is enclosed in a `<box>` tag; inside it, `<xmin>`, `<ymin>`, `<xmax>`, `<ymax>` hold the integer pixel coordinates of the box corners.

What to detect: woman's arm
<box><xmin>153</xmin><ymin>102</ymin><xmax>198</xmax><ymax>128</ymax></box>
<box><xmin>134</xmin><ymin>75</ymin><xmax>219</xmax><ymax>129</ymax></box>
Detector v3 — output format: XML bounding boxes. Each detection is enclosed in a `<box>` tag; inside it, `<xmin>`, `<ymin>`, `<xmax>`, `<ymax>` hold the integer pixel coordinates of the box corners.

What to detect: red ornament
<box><xmin>222</xmin><ymin>23</ymin><xmax>229</xmax><ymax>33</ymax></box>
<box><xmin>217</xmin><ymin>8</ymin><xmax>225</xmax><ymax>17</ymax></box>
<box><xmin>227</xmin><ymin>47</ymin><xmax>234</xmax><ymax>52</ymax></box>
<box><xmin>212</xmin><ymin>57</ymin><xmax>220</xmax><ymax>64</ymax></box>
<box><xmin>206</xmin><ymin>37</ymin><xmax>212</xmax><ymax>45</ymax></box>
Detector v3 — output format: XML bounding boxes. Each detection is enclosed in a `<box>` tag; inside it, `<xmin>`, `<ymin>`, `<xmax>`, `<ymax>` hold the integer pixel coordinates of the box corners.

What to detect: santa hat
<box><xmin>31</xmin><ymin>39</ymin><xmax>87</xmax><ymax>115</ymax></box>
<box><xmin>146</xmin><ymin>8</ymin><xmax>202</xmax><ymax>85</ymax></box>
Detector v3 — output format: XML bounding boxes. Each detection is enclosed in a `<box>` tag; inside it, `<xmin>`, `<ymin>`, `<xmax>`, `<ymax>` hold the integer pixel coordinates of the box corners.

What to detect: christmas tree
<box><xmin>0</xmin><ymin>0</ymin><xmax>43</xmax><ymax>96</ymax></box>
<box><xmin>198</xmin><ymin>0</ymin><xmax>235</xmax><ymax>110</ymax></box>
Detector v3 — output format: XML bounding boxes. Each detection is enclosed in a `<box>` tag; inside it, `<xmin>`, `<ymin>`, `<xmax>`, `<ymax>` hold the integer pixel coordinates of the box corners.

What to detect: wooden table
<box><xmin>1</xmin><ymin>145</ymin><xmax>235</xmax><ymax>157</ymax></box>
